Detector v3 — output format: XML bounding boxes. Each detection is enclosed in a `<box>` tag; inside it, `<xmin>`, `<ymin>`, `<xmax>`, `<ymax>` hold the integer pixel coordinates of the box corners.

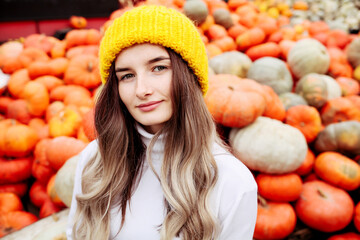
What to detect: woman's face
<box><xmin>115</xmin><ymin>43</ymin><xmax>173</xmax><ymax>134</ymax></box>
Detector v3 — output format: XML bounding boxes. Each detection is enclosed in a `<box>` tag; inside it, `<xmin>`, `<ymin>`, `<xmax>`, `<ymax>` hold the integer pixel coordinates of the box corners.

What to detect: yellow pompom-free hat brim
<box><xmin>99</xmin><ymin>5</ymin><xmax>208</xmax><ymax>94</ymax></box>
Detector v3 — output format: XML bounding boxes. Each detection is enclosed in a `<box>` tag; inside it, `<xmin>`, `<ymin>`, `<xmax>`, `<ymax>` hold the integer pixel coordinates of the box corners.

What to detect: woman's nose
<box><xmin>135</xmin><ymin>74</ymin><xmax>153</xmax><ymax>98</ymax></box>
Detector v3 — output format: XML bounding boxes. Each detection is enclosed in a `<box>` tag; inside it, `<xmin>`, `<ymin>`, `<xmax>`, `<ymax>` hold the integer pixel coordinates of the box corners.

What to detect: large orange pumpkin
<box><xmin>205</xmin><ymin>74</ymin><xmax>266</xmax><ymax>128</ymax></box>
<box><xmin>295</xmin><ymin>180</ymin><xmax>354</xmax><ymax>232</ymax></box>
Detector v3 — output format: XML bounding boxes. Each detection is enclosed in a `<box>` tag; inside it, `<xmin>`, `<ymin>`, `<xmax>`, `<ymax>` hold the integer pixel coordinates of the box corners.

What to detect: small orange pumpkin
<box><xmin>314</xmin><ymin>151</ymin><xmax>360</xmax><ymax>191</ymax></box>
<box><xmin>64</xmin><ymin>54</ymin><xmax>101</xmax><ymax>89</ymax></box>
<box><xmin>285</xmin><ymin>105</ymin><xmax>322</xmax><ymax>143</ymax></box>
<box><xmin>256</xmin><ymin>173</ymin><xmax>303</xmax><ymax>202</ymax></box>
<box><xmin>69</xmin><ymin>15</ymin><xmax>87</xmax><ymax>29</ymax></box>
<box><xmin>254</xmin><ymin>196</ymin><xmax>297</xmax><ymax>240</ymax></box>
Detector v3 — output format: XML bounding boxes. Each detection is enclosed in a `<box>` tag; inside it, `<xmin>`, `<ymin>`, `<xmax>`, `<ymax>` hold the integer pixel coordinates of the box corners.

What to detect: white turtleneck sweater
<box><xmin>66</xmin><ymin>126</ymin><xmax>257</xmax><ymax>240</ymax></box>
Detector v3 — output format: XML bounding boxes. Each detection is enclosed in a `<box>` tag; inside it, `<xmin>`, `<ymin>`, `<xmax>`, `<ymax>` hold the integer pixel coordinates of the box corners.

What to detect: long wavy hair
<box><xmin>72</xmin><ymin>47</ymin><xmax>220</xmax><ymax>240</ymax></box>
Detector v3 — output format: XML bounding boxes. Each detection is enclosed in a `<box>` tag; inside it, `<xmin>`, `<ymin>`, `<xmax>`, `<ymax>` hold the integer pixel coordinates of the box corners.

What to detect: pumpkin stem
<box><xmin>317</xmin><ymin>188</ymin><xmax>327</xmax><ymax>199</ymax></box>
<box><xmin>257</xmin><ymin>195</ymin><xmax>268</xmax><ymax>207</ymax></box>
<box><xmin>87</xmin><ymin>61</ymin><xmax>93</xmax><ymax>72</ymax></box>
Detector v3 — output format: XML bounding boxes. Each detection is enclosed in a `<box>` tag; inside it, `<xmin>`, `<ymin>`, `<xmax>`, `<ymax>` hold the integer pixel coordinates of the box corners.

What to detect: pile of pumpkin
<box><xmin>1</xmin><ymin>0</ymin><xmax>360</xmax><ymax>239</ymax></box>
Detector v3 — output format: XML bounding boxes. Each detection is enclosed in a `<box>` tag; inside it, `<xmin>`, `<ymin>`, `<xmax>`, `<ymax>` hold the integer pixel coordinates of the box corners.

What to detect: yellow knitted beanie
<box><xmin>99</xmin><ymin>5</ymin><xmax>208</xmax><ymax>94</ymax></box>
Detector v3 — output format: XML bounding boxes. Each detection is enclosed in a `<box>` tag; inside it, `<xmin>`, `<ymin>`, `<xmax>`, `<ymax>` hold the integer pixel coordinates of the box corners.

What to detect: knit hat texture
<box><xmin>99</xmin><ymin>5</ymin><xmax>209</xmax><ymax>94</ymax></box>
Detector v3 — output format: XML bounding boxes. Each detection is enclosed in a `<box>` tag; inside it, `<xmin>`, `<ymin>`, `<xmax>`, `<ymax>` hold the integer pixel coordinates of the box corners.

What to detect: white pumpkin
<box><xmin>246</xmin><ymin>57</ymin><xmax>293</xmax><ymax>94</ymax></box>
<box><xmin>55</xmin><ymin>154</ymin><xmax>80</xmax><ymax>207</ymax></box>
<box><xmin>209</xmin><ymin>51</ymin><xmax>252</xmax><ymax>78</ymax></box>
<box><xmin>229</xmin><ymin>117</ymin><xmax>307</xmax><ymax>174</ymax></box>
<box><xmin>287</xmin><ymin>38</ymin><xmax>330</xmax><ymax>79</ymax></box>
<box><xmin>295</xmin><ymin>73</ymin><xmax>342</xmax><ymax>108</ymax></box>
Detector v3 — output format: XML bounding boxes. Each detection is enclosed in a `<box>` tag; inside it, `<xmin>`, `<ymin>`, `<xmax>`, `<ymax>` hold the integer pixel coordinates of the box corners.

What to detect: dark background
<box><xmin>0</xmin><ymin>0</ymin><xmax>120</xmax><ymax>22</ymax></box>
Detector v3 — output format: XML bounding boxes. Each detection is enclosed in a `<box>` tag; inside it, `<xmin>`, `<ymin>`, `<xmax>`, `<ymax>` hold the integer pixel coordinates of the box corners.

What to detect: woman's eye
<box><xmin>120</xmin><ymin>73</ymin><xmax>134</xmax><ymax>81</ymax></box>
<box><xmin>153</xmin><ymin>66</ymin><xmax>167</xmax><ymax>72</ymax></box>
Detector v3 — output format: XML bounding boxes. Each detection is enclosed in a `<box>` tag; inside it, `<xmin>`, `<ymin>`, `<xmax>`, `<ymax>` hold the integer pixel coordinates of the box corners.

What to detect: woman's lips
<box><xmin>137</xmin><ymin>101</ymin><xmax>162</xmax><ymax>112</ymax></box>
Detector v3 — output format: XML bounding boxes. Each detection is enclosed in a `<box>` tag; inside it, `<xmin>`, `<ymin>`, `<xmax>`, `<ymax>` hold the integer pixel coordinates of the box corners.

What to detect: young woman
<box><xmin>66</xmin><ymin>5</ymin><xmax>257</xmax><ymax>240</ymax></box>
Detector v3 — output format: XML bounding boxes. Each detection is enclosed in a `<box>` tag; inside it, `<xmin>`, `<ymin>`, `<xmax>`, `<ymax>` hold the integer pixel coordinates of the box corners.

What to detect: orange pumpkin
<box><xmin>29</xmin><ymin>180</ymin><xmax>48</xmax><ymax>207</ymax></box>
<box><xmin>32</xmin><ymin>139</ymin><xmax>55</xmax><ymax>184</ymax></box>
<box><xmin>0</xmin><ymin>41</ymin><xmax>24</xmax><ymax>74</ymax></box>
<box><xmin>27</xmin><ymin>57</ymin><xmax>69</xmax><ymax>79</ymax></box>
<box><xmin>39</xmin><ymin>198</ymin><xmax>62</xmax><ymax>219</ymax></box>
<box><xmin>65</xmin><ymin>29</ymin><xmax>102</xmax><ymax>49</ymax></box>
<box><xmin>336</xmin><ymin>77</ymin><xmax>360</xmax><ymax>96</ymax></box>
<box><xmin>285</xmin><ymin>105</ymin><xmax>322</xmax><ymax>143</ymax></box>
<box><xmin>205</xmin><ymin>74</ymin><xmax>267</xmax><ymax>128</ymax></box>
<box><xmin>18</xmin><ymin>47</ymin><xmax>50</xmax><ymax>68</ymax></box>
<box><xmin>314</xmin><ymin>151</ymin><xmax>360</xmax><ymax>191</ymax></box>
<box><xmin>28</xmin><ymin>118</ymin><xmax>49</xmax><ymax>140</ymax></box>
<box><xmin>82</xmin><ymin>108</ymin><xmax>97</xmax><ymax>141</ymax></box>
<box><xmin>0</xmin><ymin>211</ymin><xmax>38</xmax><ymax>237</ymax></box>
<box><xmin>0</xmin><ymin>157</ymin><xmax>32</xmax><ymax>184</ymax></box>
<box><xmin>295</xmin><ymin>149</ymin><xmax>315</xmax><ymax>176</ymax></box>
<box><xmin>65</xmin><ymin>45</ymin><xmax>99</xmax><ymax>59</ymax></box>
<box><xmin>328</xmin><ymin>232</ymin><xmax>360</xmax><ymax>240</ymax></box>
<box><xmin>63</xmin><ymin>89</ymin><xmax>95</xmax><ymax>108</ymax></box>
<box><xmin>64</xmin><ymin>54</ymin><xmax>101</xmax><ymax>89</ymax></box>
<box><xmin>33</xmin><ymin>75</ymin><xmax>64</xmax><ymax>92</ymax></box>
<box><xmin>354</xmin><ymin>201</ymin><xmax>360</xmax><ymax>232</ymax></box>
<box><xmin>236</xmin><ymin>27</ymin><xmax>266</xmax><ymax>51</ymax></box>
<box><xmin>7</xmin><ymin>69</ymin><xmax>31</xmax><ymax>98</ymax></box>
<box><xmin>0</xmin><ymin>120</ymin><xmax>38</xmax><ymax>157</ymax></box>
<box><xmin>0</xmin><ymin>192</ymin><xmax>23</xmax><ymax>213</ymax></box>
<box><xmin>295</xmin><ymin>180</ymin><xmax>354</xmax><ymax>232</ymax></box>
<box><xmin>256</xmin><ymin>173</ymin><xmax>302</xmax><ymax>202</ymax></box>
<box><xmin>254</xmin><ymin>196</ymin><xmax>297</xmax><ymax>240</ymax></box>
<box><xmin>69</xmin><ymin>15</ymin><xmax>87</xmax><ymax>29</ymax></box>
<box><xmin>6</xmin><ymin>99</ymin><xmax>32</xmax><ymax>124</ymax></box>
<box><xmin>49</xmin><ymin>84</ymin><xmax>91</xmax><ymax>102</ymax></box>
<box><xmin>20</xmin><ymin>81</ymin><xmax>49</xmax><ymax>117</ymax></box>
<box><xmin>0</xmin><ymin>182</ymin><xmax>27</xmax><ymax>197</ymax></box>
<box><xmin>245</xmin><ymin>42</ymin><xmax>281</xmax><ymax>61</ymax></box>
<box><xmin>23</xmin><ymin>34</ymin><xmax>58</xmax><ymax>55</ymax></box>
<box><xmin>320</xmin><ymin>97</ymin><xmax>360</xmax><ymax>126</ymax></box>
<box><xmin>48</xmin><ymin>106</ymin><xmax>82</xmax><ymax>138</ymax></box>
<box><xmin>206</xmin><ymin>24</ymin><xmax>228</xmax><ymax>40</ymax></box>
<box><xmin>46</xmin><ymin>136</ymin><xmax>86</xmax><ymax>170</ymax></box>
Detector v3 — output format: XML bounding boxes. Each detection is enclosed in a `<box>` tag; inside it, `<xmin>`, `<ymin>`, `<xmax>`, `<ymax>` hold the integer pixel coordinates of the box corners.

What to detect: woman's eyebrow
<box><xmin>115</xmin><ymin>67</ymin><xmax>130</xmax><ymax>72</ymax></box>
<box><xmin>148</xmin><ymin>56</ymin><xmax>170</xmax><ymax>64</ymax></box>
<box><xmin>115</xmin><ymin>56</ymin><xmax>170</xmax><ymax>72</ymax></box>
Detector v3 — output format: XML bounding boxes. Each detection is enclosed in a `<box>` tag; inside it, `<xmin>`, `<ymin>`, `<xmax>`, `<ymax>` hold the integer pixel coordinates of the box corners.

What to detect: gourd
<box><xmin>287</xmin><ymin>38</ymin><xmax>330</xmax><ymax>79</ymax></box>
<box><xmin>346</xmin><ymin>38</ymin><xmax>360</xmax><ymax>68</ymax></box>
<box><xmin>279</xmin><ymin>92</ymin><xmax>308</xmax><ymax>110</ymax></box>
<box><xmin>183</xmin><ymin>0</ymin><xmax>208</xmax><ymax>25</ymax></box>
<box><xmin>55</xmin><ymin>154</ymin><xmax>80</xmax><ymax>207</ymax></box>
<box><xmin>246</xmin><ymin>57</ymin><xmax>293</xmax><ymax>94</ymax></box>
<box><xmin>314</xmin><ymin>120</ymin><xmax>360</xmax><ymax>156</ymax></box>
<box><xmin>209</xmin><ymin>51</ymin><xmax>252</xmax><ymax>77</ymax></box>
<box><xmin>229</xmin><ymin>117</ymin><xmax>307</xmax><ymax>174</ymax></box>
<box><xmin>212</xmin><ymin>8</ymin><xmax>233</xmax><ymax>29</ymax></box>
<box><xmin>295</xmin><ymin>73</ymin><xmax>341</xmax><ymax>108</ymax></box>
